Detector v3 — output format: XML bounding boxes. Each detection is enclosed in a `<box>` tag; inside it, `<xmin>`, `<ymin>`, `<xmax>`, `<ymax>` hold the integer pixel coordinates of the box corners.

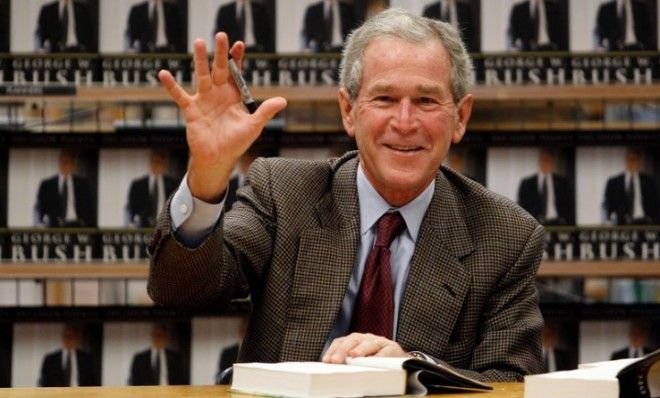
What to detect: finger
<box><xmin>193</xmin><ymin>39</ymin><xmax>212</xmax><ymax>93</ymax></box>
<box><xmin>229</xmin><ymin>41</ymin><xmax>246</xmax><ymax>70</ymax></box>
<box><xmin>323</xmin><ymin>336</ymin><xmax>360</xmax><ymax>364</ymax></box>
<box><xmin>373</xmin><ymin>343</ymin><xmax>406</xmax><ymax>358</ymax></box>
<box><xmin>250</xmin><ymin>97</ymin><xmax>288</xmax><ymax>128</ymax></box>
<box><xmin>158</xmin><ymin>70</ymin><xmax>190</xmax><ymax>109</ymax></box>
<box><xmin>347</xmin><ymin>337</ymin><xmax>384</xmax><ymax>358</ymax></box>
<box><xmin>212</xmin><ymin>32</ymin><xmax>229</xmax><ymax>86</ymax></box>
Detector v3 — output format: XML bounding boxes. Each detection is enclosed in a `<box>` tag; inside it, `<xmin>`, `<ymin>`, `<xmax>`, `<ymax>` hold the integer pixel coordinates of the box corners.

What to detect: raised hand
<box><xmin>158</xmin><ymin>33</ymin><xmax>287</xmax><ymax>202</ymax></box>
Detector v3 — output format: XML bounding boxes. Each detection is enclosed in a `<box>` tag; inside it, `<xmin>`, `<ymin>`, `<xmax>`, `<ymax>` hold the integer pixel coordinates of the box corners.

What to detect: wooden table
<box><xmin>0</xmin><ymin>383</ymin><xmax>523</xmax><ymax>397</ymax></box>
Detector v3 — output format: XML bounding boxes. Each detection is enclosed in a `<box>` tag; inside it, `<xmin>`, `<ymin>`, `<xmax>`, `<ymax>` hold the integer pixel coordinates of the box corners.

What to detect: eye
<box><xmin>373</xmin><ymin>95</ymin><xmax>395</xmax><ymax>103</ymax></box>
<box><xmin>416</xmin><ymin>97</ymin><xmax>439</xmax><ymax>105</ymax></box>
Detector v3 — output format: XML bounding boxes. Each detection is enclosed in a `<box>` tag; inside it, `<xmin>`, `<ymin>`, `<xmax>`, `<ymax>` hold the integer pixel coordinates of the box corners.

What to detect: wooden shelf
<box><xmin>0</xmin><ymin>260</ymin><xmax>658</xmax><ymax>279</ymax></box>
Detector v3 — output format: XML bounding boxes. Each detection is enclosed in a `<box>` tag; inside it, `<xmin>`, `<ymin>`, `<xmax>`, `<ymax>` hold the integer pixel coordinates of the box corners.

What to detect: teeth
<box><xmin>389</xmin><ymin>145</ymin><xmax>418</xmax><ymax>152</ymax></box>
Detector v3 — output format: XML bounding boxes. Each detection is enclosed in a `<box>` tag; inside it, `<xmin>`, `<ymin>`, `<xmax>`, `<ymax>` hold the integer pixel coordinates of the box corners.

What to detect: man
<box><xmin>594</xmin><ymin>0</ymin><xmax>655</xmax><ymax>51</ymax></box>
<box><xmin>610</xmin><ymin>322</ymin><xmax>654</xmax><ymax>360</ymax></box>
<box><xmin>602</xmin><ymin>148</ymin><xmax>658</xmax><ymax>225</ymax></box>
<box><xmin>507</xmin><ymin>0</ymin><xmax>568</xmax><ymax>51</ymax></box>
<box><xmin>35</xmin><ymin>0</ymin><xmax>96</xmax><ymax>53</ymax></box>
<box><xmin>125</xmin><ymin>151</ymin><xmax>178</xmax><ymax>228</ymax></box>
<box><xmin>128</xmin><ymin>324</ymin><xmax>186</xmax><ymax>385</ymax></box>
<box><xmin>517</xmin><ymin>149</ymin><xmax>573</xmax><ymax>225</ymax></box>
<box><xmin>423</xmin><ymin>0</ymin><xmax>479</xmax><ymax>53</ymax></box>
<box><xmin>38</xmin><ymin>324</ymin><xmax>99</xmax><ymax>387</ymax></box>
<box><xmin>302</xmin><ymin>0</ymin><xmax>356</xmax><ymax>52</ymax></box>
<box><xmin>214</xmin><ymin>0</ymin><xmax>273</xmax><ymax>53</ymax></box>
<box><xmin>125</xmin><ymin>0</ymin><xmax>185</xmax><ymax>53</ymax></box>
<box><xmin>34</xmin><ymin>150</ymin><xmax>95</xmax><ymax>228</ymax></box>
<box><xmin>152</xmin><ymin>8</ymin><xmax>544</xmax><ymax>381</ymax></box>
<box><xmin>215</xmin><ymin>316</ymin><xmax>249</xmax><ymax>384</ymax></box>
<box><xmin>541</xmin><ymin>323</ymin><xmax>572</xmax><ymax>372</ymax></box>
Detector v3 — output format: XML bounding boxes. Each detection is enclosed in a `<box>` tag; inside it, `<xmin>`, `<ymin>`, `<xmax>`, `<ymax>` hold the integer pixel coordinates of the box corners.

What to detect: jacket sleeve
<box><xmin>147</xmin><ymin>158</ymin><xmax>277</xmax><ymax>311</ymax></box>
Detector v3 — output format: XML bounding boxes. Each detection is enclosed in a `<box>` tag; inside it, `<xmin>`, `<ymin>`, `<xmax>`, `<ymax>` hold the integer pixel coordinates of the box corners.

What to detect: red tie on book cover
<box><xmin>350</xmin><ymin>211</ymin><xmax>405</xmax><ymax>339</ymax></box>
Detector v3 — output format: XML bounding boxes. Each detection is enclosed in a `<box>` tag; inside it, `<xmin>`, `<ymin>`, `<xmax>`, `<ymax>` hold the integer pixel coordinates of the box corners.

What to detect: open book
<box><xmin>231</xmin><ymin>356</ymin><xmax>492</xmax><ymax>398</ymax></box>
<box><xmin>524</xmin><ymin>348</ymin><xmax>660</xmax><ymax>398</ymax></box>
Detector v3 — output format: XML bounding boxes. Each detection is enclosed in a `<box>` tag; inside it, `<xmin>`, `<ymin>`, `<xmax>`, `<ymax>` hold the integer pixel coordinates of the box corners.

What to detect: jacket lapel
<box><xmin>280</xmin><ymin>156</ymin><xmax>361</xmax><ymax>361</ymax></box>
<box><xmin>396</xmin><ymin>170</ymin><xmax>474</xmax><ymax>355</ymax></box>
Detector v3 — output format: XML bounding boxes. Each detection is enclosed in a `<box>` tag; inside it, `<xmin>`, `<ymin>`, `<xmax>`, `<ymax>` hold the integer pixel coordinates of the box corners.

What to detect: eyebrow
<box><xmin>367</xmin><ymin>83</ymin><xmax>445</xmax><ymax>97</ymax></box>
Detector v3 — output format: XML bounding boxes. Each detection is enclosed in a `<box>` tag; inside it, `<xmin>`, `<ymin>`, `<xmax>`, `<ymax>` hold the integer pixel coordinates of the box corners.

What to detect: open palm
<box><xmin>158</xmin><ymin>33</ymin><xmax>287</xmax><ymax>202</ymax></box>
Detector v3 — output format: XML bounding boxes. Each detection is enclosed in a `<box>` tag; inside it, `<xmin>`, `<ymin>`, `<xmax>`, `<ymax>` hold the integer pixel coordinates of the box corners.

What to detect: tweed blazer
<box><xmin>148</xmin><ymin>151</ymin><xmax>545</xmax><ymax>381</ymax></box>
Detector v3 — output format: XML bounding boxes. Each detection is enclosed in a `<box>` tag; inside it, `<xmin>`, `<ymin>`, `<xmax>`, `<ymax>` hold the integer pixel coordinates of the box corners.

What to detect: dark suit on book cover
<box><xmin>603</xmin><ymin>173</ymin><xmax>659</xmax><ymax>225</ymax></box>
<box><xmin>35</xmin><ymin>174</ymin><xmax>95</xmax><ymax>227</ymax></box>
<box><xmin>595</xmin><ymin>0</ymin><xmax>656</xmax><ymax>51</ymax></box>
<box><xmin>38</xmin><ymin>349</ymin><xmax>98</xmax><ymax>387</ymax></box>
<box><xmin>422</xmin><ymin>1</ymin><xmax>479</xmax><ymax>53</ymax></box>
<box><xmin>126</xmin><ymin>174</ymin><xmax>177</xmax><ymax>228</ymax></box>
<box><xmin>517</xmin><ymin>173</ymin><xmax>573</xmax><ymax>225</ymax></box>
<box><xmin>128</xmin><ymin>348</ymin><xmax>185</xmax><ymax>385</ymax></box>
<box><xmin>149</xmin><ymin>152</ymin><xmax>545</xmax><ymax>380</ymax></box>
<box><xmin>214</xmin><ymin>1</ymin><xmax>273</xmax><ymax>52</ymax></box>
<box><xmin>508</xmin><ymin>0</ymin><xmax>567</xmax><ymax>51</ymax></box>
<box><xmin>35</xmin><ymin>0</ymin><xmax>96</xmax><ymax>53</ymax></box>
<box><xmin>125</xmin><ymin>0</ymin><xmax>185</xmax><ymax>53</ymax></box>
<box><xmin>215</xmin><ymin>343</ymin><xmax>239</xmax><ymax>384</ymax></box>
<box><xmin>302</xmin><ymin>1</ymin><xmax>356</xmax><ymax>52</ymax></box>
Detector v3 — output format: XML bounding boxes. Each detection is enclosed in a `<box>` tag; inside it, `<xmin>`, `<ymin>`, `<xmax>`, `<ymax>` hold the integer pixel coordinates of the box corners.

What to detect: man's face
<box><xmin>538</xmin><ymin>151</ymin><xmax>555</xmax><ymax>174</ymax></box>
<box><xmin>339</xmin><ymin>37</ymin><xmax>473</xmax><ymax>205</ymax></box>
<box><xmin>152</xmin><ymin>326</ymin><xmax>169</xmax><ymax>349</ymax></box>
<box><xmin>149</xmin><ymin>153</ymin><xmax>167</xmax><ymax>176</ymax></box>
<box><xmin>625</xmin><ymin>150</ymin><xmax>642</xmax><ymax>173</ymax></box>
<box><xmin>58</xmin><ymin>152</ymin><xmax>76</xmax><ymax>176</ymax></box>
<box><xmin>62</xmin><ymin>326</ymin><xmax>78</xmax><ymax>350</ymax></box>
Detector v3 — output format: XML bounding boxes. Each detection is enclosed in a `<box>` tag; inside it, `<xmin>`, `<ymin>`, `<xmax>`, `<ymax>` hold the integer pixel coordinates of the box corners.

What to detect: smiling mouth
<box><xmin>386</xmin><ymin>144</ymin><xmax>422</xmax><ymax>152</ymax></box>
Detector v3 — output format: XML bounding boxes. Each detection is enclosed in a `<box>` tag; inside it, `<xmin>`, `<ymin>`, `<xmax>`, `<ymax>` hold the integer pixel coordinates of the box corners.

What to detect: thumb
<box><xmin>251</xmin><ymin>97</ymin><xmax>288</xmax><ymax>128</ymax></box>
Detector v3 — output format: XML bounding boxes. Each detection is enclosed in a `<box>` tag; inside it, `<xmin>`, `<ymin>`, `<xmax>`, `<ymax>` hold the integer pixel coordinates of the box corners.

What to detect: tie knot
<box><xmin>374</xmin><ymin>212</ymin><xmax>405</xmax><ymax>248</ymax></box>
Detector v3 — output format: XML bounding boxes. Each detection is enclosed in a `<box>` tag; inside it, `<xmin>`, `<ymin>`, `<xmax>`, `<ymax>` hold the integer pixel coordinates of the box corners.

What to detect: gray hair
<box><xmin>339</xmin><ymin>8</ymin><xmax>473</xmax><ymax>104</ymax></box>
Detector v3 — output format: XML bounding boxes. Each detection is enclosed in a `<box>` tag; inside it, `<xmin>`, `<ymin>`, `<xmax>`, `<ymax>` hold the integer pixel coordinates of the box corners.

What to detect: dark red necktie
<box><xmin>350</xmin><ymin>212</ymin><xmax>406</xmax><ymax>339</ymax></box>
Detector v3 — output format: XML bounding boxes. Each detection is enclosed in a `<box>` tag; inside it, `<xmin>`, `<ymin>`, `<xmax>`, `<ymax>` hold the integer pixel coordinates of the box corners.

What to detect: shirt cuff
<box><xmin>170</xmin><ymin>174</ymin><xmax>225</xmax><ymax>247</ymax></box>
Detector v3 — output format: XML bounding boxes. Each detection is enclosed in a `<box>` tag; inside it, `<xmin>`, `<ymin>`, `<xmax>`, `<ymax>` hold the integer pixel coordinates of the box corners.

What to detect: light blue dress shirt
<box><xmin>169</xmin><ymin>163</ymin><xmax>434</xmax><ymax>352</ymax></box>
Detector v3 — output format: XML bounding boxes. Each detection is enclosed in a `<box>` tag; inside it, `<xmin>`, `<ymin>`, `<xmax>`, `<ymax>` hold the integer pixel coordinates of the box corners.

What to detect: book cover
<box><xmin>11</xmin><ymin>322</ymin><xmax>102</xmax><ymax>387</ymax></box>
<box><xmin>101</xmin><ymin>321</ymin><xmax>190</xmax><ymax>386</ymax></box>
<box><xmin>189</xmin><ymin>315</ymin><xmax>249</xmax><ymax>385</ymax></box>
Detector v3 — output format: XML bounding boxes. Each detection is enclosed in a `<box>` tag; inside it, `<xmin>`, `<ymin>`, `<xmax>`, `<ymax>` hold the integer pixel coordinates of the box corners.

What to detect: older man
<box><xmin>150</xmin><ymin>8</ymin><xmax>544</xmax><ymax>381</ymax></box>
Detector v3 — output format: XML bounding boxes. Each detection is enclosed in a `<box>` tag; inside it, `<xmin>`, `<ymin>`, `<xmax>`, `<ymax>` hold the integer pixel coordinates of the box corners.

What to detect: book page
<box><xmin>345</xmin><ymin>356</ymin><xmax>408</xmax><ymax>370</ymax></box>
<box><xmin>239</xmin><ymin>361</ymin><xmax>396</xmax><ymax>374</ymax></box>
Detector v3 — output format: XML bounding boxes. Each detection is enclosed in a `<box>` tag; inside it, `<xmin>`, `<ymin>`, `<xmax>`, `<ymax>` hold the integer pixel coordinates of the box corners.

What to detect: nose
<box><xmin>392</xmin><ymin>98</ymin><xmax>415</xmax><ymax>134</ymax></box>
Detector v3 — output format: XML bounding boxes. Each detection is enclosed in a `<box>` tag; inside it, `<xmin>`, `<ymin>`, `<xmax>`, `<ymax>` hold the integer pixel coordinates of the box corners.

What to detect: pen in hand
<box><xmin>228</xmin><ymin>54</ymin><xmax>257</xmax><ymax>114</ymax></box>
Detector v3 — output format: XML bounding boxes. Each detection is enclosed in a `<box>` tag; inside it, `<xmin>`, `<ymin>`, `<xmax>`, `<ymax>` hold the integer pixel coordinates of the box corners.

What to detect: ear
<box><xmin>451</xmin><ymin>94</ymin><xmax>474</xmax><ymax>144</ymax></box>
<box><xmin>338</xmin><ymin>88</ymin><xmax>356</xmax><ymax>137</ymax></box>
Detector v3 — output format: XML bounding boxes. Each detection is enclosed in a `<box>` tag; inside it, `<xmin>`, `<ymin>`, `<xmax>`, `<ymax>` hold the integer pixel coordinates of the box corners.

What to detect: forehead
<box><xmin>360</xmin><ymin>36</ymin><xmax>452</xmax><ymax>93</ymax></box>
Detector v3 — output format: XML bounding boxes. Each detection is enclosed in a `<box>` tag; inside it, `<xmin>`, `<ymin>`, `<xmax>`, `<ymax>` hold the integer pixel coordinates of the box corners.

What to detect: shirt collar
<box><xmin>356</xmin><ymin>163</ymin><xmax>434</xmax><ymax>243</ymax></box>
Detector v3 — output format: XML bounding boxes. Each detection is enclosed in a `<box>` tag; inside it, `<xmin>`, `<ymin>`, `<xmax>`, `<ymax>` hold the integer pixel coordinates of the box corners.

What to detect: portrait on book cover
<box><xmin>442</xmin><ymin>145</ymin><xmax>486</xmax><ymax>186</ymax></box>
<box><xmin>392</xmin><ymin>0</ymin><xmax>481</xmax><ymax>53</ymax></box>
<box><xmin>541</xmin><ymin>320</ymin><xmax>578</xmax><ymax>372</ymax></box>
<box><xmin>480</xmin><ymin>0</ymin><xmax>568</xmax><ymax>52</ymax></box>
<box><xmin>575</xmin><ymin>146</ymin><xmax>659</xmax><ymax>226</ymax></box>
<box><xmin>187</xmin><ymin>0</ymin><xmax>274</xmax><ymax>53</ymax></box>
<box><xmin>97</xmin><ymin>148</ymin><xmax>185</xmax><ymax>229</ymax></box>
<box><xmin>7</xmin><ymin>148</ymin><xmax>98</xmax><ymax>228</ymax></box>
<box><xmin>11</xmin><ymin>322</ymin><xmax>101</xmax><ymax>387</ymax></box>
<box><xmin>568</xmin><ymin>0</ymin><xmax>658</xmax><ymax>51</ymax></box>
<box><xmin>10</xmin><ymin>0</ymin><xmax>99</xmax><ymax>53</ymax></box>
<box><xmin>97</xmin><ymin>0</ymin><xmax>187</xmax><ymax>53</ymax></box>
<box><xmin>276</xmin><ymin>0</ymin><xmax>364</xmax><ymax>53</ymax></box>
<box><xmin>486</xmin><ymin>146</ymin><xmax>575</xmax><ymax>226</ymax></box>
<box><xmin>102</xmin><ymin>322</ymin><xmax>190</xmax><ymax>386</ymax></box>
<box><xmin>579</xmin><ymin>320</ymin><xmax>659</xmax><ymax>363</ymax></box>
<box><xmin>189</xmin><ymin>316</ymin><xmax>248</xmax><ymax>385</ymax></box>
